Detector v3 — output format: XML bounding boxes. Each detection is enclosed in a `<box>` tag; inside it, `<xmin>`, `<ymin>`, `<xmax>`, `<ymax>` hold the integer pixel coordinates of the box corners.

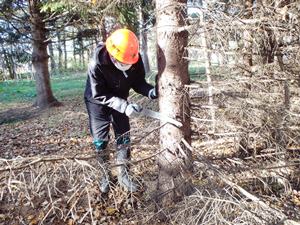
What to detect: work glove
<box><xmin>125</xmin><ymin>103</ymin><xmax>142</xmax><ymax>117</ymax></box>
<box><xmin>148</xmin><ymin>87</ymin><xmax>158</xmax><ymax>100</ymax></box>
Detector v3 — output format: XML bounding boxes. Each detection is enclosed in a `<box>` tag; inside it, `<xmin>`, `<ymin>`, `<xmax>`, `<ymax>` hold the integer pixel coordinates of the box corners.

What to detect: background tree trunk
<box><xmin>139</xmin><ymin>5</ymin><xmax>150</xmax><ymax>74</ymax></box>
<box><xmin>256</xmin><ymin>0</ymin><xmax>277</xmax><ymax>65</ymax></box>
<box><xmin>2</xmin><ymin>46</ymin><xmax>16</xmax><ymax>80</ymax></box>
<box><xmin>156</xmin><ymin>0</ymin><xmax>193</xmax><ymax>207</ymax></box>
<box><xmin>73</xmin><ymin>30</ymin><xmax>77</xmax><ymax>64</ymax></box>
<box><xmin>100</xmin><ymin>18</ymin><xmax>107</xmax><ymax>42</ymax></box>
<box><xmin>48</xmin><ymin>40</ymin><xmax>56</xmax><ymax>74</ymax></box>
<box><xmin>56</xmin><ymin>30</ymin><xmax>63</xmax><ymax>73</ymax></box>
<box><xmin>63</xmin><ymin>29</ymin><xmax>67</xmax><ymax>70</ymax></box>
<box><xmin>77</xmin><ymin>33</ymin><xmax>84</xmax><ymax>68</ymax></box>
<box><xmin>9</xmin><ymin>44</ymin><xmax>17</xmax><ymax>79</ymax></box>
<box><xmin>243</xmin><ymin>0</ymin><xmax>253</xmax><ymax>90</ymax></box>
<box><xmin>28</xmin><ymin>0</ymin><xmax>60</xmax><ymax>108</ymax></box>
<box><xmin>201</xmin><ymin>12</ymin><xmax>215</xmax><ymax>135</ymax></box>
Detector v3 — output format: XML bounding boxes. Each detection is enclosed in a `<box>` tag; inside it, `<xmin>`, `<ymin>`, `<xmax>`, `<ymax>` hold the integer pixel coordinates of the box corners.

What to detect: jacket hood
<box><xmin>95</xmin><ymin>43</ymin><xmax>112</xmax><ymax>66</ymax></box>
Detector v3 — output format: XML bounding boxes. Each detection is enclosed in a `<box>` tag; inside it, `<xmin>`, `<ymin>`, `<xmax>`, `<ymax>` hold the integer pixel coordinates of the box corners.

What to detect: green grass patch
<box><xmin>0</xmin><ymin>80</ymin><xmax>36</xmax><ymax>103</ymax></box>
<box><xmin>147</xmin><ymin>64</ymin><xmax>206</xmax><ymax>82</ymax></box>
<box><xmin>0</xmin><ymin>74</ymin><xmax>86</xmax><ymax>104</ymax></box>
<box><xmin>0</xmin><ymin>64</ymin><xmax>207</xmax><ymax>106</ymax></box>
<box><xmin>189</xmin><ymin>63</ymin><xmax>206</xmax><ymax>81</ymax></box>
<box><xmin>51</xmin><ymin>75</ymin><xmax>86</xmax><ymax>100</ymax></box>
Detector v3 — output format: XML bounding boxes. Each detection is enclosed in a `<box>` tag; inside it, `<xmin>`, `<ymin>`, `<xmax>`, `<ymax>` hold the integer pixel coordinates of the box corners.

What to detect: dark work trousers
<box><xmin>85</xmin><ymin>100</ymin><xmax>130</xmax><ymax>150</ymax></box>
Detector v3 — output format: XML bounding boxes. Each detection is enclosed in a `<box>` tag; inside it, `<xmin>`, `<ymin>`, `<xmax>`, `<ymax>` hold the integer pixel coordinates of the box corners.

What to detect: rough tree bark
<box><xmin>28</xmin><ymin>0</ymin><xmax>60</xmax><ymax>108</ymax></box>
<box><xmin>156</xmin><ymin>0</ymin><xmax>193</xmax><ymax>207</ymax></box>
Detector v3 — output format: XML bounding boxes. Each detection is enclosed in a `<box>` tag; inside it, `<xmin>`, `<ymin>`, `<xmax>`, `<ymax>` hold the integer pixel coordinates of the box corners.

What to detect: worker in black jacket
<box><xmin>84</xmin><ymin>28</ymin><xmax>157</xmax><ymax>193</ymax></box>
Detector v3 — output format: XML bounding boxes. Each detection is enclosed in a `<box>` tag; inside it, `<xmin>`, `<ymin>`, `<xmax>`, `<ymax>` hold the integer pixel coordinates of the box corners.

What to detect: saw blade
<box><xmin>140</xmin><ymin>108</ymin><xmax>183</xmax><ymax>127</ymax></box>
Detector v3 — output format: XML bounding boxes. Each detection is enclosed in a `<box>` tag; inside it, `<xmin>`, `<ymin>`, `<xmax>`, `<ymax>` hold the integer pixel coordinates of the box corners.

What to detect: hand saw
<box><xmin>139</xmin><ymin>108</ymin><xmax>183</xmax><ymax>127</ymax></box>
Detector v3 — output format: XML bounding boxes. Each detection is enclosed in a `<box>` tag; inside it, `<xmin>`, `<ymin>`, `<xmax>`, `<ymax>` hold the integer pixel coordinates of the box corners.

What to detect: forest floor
<box><xmin>0</xmin><ymin>85</ymin><xmax>300</xmax><ymax>224</ymax></box>
<box><xmin>0</xmin><ymin>94</ymin><xmax>171</xmax><ymax>224</ymax></box>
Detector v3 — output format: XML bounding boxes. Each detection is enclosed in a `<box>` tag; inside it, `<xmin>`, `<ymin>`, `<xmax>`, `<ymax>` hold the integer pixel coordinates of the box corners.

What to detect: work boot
<box><xmin>99</xmin><ymin>173</ymin><xmax>110</xmax><ymax>193</ymax></box>
<box><xmin>94</xmin><ymin>139</ymin><xmax>110</xmax><ymax>193</ymax></box>
<box><xmin>96</xmin><ymin>151</ymin><xmax>111</xmax><ymax>193</ymax></box>
<box><xmin>116</xmin><ymin>144</ymin><xmax>138</xmax><ymax>192</ymax></box>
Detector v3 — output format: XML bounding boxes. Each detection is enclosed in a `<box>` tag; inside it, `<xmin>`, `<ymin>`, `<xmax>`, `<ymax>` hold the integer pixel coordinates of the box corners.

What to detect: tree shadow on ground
<box><xmin>0</xmin><ymin>106</ymin><xmax>41</xmax><ymax>125</ymax></box>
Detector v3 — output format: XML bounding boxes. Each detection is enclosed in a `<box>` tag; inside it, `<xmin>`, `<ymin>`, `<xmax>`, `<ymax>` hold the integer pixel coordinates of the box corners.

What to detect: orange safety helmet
<box><xmin>106</xmin><ymin>28</ymin><xmax>139</xmax><ymax>65</ymax></box>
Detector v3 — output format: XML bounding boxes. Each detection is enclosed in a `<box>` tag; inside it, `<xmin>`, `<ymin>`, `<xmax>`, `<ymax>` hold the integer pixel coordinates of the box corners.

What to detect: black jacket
<box><xmin>84</xmin><ymin>44</ymin><xmax>153</xmax><ymax>113</ymax></box>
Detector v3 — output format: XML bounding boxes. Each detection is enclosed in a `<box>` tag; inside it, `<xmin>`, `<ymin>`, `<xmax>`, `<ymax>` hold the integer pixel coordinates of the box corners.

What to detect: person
<box><xmin>84</xmin><ymin>28</ymin><xmax>157</xmax><ymax>193</ymax></box>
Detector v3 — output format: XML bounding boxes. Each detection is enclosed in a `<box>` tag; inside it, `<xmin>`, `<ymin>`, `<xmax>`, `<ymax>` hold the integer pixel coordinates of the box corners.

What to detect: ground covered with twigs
<box><xmin>0</xmin><ymin>95</ymin><xmax>160</xmax><ymax>224</ymax></box>
<box><xmin>0</xmin><ymin>88</ymin><xmax>300</xmax><ymax>224</ymax></box>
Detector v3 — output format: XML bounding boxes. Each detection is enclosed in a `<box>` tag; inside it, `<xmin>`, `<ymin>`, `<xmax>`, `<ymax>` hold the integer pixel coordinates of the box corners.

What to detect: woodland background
<box><xmin>0</xmin><ymin>0</ymin><xmax>300</xmax><ymax>224</ymax></box>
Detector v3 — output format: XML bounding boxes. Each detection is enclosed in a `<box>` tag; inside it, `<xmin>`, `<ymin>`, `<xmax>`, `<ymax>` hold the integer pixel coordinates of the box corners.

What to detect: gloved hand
<box><xmin>125</xmin><ymin>103</ymin><xmax>142</xmax><ymax>117</ymax></box>
<box><xmin>148</xmin><ymin>87</ymin><xmax>158</xmax><ymax>99</ymax></box>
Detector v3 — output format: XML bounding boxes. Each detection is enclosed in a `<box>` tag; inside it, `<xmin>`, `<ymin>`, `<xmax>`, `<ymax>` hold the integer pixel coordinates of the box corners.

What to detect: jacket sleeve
<box><xmin>131</xmin><ymin>57</ymin><xmax>154</xmax><ymax>97</ymax></box>
<box><xmin>87</xmin><ymin>61</ymin><xmax>128</xmax><ymax>113</ymax></box>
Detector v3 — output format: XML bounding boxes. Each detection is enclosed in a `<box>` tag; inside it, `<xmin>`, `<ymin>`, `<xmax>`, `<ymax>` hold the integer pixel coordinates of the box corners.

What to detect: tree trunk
<box><xmin>28</xmin><ymin>0</ymin><xmax>60</xmax><ymax>108</ymax></box>
<box><xmin>156</xmin><ymin>0</ymin><xmax>193</xmax><ymax>208</ymax></box>
<box><xmin>94</xmin><ymin>36</ymin><xmax>98</xmax><ymax>48</ymax></box>
<box><xmin>81</xmin><ymin>39</ymin><xmax>85</xmax><ymax>68</ymax></box>
<box><xmin>63</xmin><ymin>29</ymin><xmax>67</xmax><ymax>70</ymax></box>
<box><xmin>262</xmin><ymin>26</ymin><xmax>276</xmax><ymax>64</ymax></box>
<box><xmin>56</xmin><ymin>30</ymin><xmax>63</xmax><ymax>73</ymax></box>
<box><xmin>256</xmin><ymin>0</ymin><xmax>276</xmax><ymax>65</ymax></box>
<box><xmin>243</xmin><ymin>0</ymin><xmax>253</xmax><ymax>90</ymax></box>
<box><xmin>200</xmin><ymin>10</ymin><xmax>215</xmax><ymax>135</ymax></box>
<box><xmin>2</xmin><ymin>46</ymin><xmax>15</xmax><ymax>80</ymax></box>
<box><xmin>9</xmin><ymin>44</ymin><xmax>17</xmax><ymax>79</ymax></box>
<box><xmin>88</xmin><ymin>39</ymin><xmax>94</xmax><ymax>59</ymax></box>
<box><xmin>100</xmin><ymin>18</ymin><xmax>107</xmax><ymax>42</ymax></box>
<box><xmin>73</xmin><ymin>30</ymin><xmax>77</xmax><ymax>64</ymax></box>
<box><xmin>77</xmin><ymin>33</ymin><xmax>84</xmax><ymax>67</ymax></box>
<box><xmin>139</xmin><ymin>5</ymin><xmax>150</xmax><ymax>74</ymax></box>
<box><xmin>48</xmin><ymin>40</ymin><xmax>56</xmax><ymax>74</ymax></box>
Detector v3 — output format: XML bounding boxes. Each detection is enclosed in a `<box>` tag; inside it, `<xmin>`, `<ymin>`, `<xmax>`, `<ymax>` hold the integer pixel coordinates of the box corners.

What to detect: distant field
<box><xmin>0</xmin><ymin>74</ymin><xmax>86</xmax><ymax>105</ymax></box>
<box><xmin>0</xmin><ymin>66</ymin><xmax>206</xmax><ymax>107</ymax></box>
<box><xmin>189</xmin><ymin>63</ymin><xmax>206</xmax><ymax>81</ymax></box>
